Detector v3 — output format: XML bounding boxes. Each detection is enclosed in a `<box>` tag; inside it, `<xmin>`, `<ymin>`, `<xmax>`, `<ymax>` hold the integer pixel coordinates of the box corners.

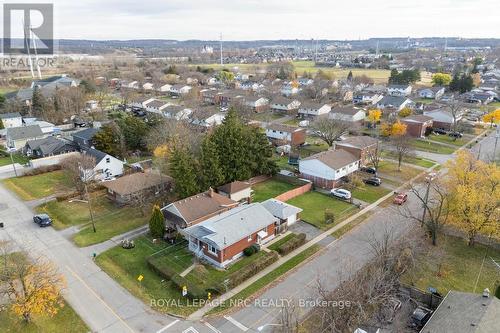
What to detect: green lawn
<box><xmin>37</xmin><ymin>192</ymin><xmax>149</xmax><ymax>247</ymax></box>
<box><xmin>351</xmin><ymin>184</ymin><xmax>391</xmax><ymax>204</ymax></box>
<box><xmin>381</xmin><ymin>151</ymin><xmax>436</xmax><ymax>168</ymax></box>
<box><xmin>0</xmin><ymin>86</ymin><xmax>16</xmax><ymax>94</ymax></box>
<box><xmin>412</xmin><ymin>139</ymin><xmax>456</xmax><ymax>154</ymax></box>
<box><xmin>402</xmin><ymin>236</ymin><xmax>500</xmax><ymax>296</ymax></box>
<box><xmin>251</xmin><ymin>111</ymin><xmax>283</xmax><ymax>122</ymax></box>
<box><xmin>252</xmin><ymin>178</ymin><xmax>298</xmax><ymax>202</ymax></box>
<box><xmin>2</xmin><ymin>170</ymin><xmax>73</xmax><ymax>200</ymax></box>
<box><xmin>96</xmin><ymin>236</ymin><xmax>201</xmax><ymax>317</ymax></box>
<box><xmin>272</xmin><ymin>155</ymin><xmax>297</xmax><ymax>172</ymax></box>
<box><xmin>377</xmin><ymin>160</ymin><xmax>424</xmax><ymax>182</ymax></box>
<box><xmin>268</xmin><ymin>233</ymin><xmax>298</xmax><ymax>252</ymax></box>
<box><xmin>0</xmin><ymin>301</ymin><xmax>89</xmax><ymax>333</ymax></box>
<box><xmin>287</xmin><ymin>191</ymin><xmax>357</xmax><ymax>230</ymax></box>
<box><xmin>283</xmin><ymin>118</ymin><xmax>300</xmax><ymax>126</ymax></box>
<box><xmin>428</xmin><ymin>134</ymin><xmax>467</xmax><ymax>147</ymax></box>
<box><xmin>0</xmin><ymin>152</ymin><xmax>30</xmax><ymax>167</ymax></box>
<box><xmin>298</xmin><ymin>141</ymin><xmax>330</xmax><ymax>158</ymax></box>
<box><xmin>207</xmin><ymin>244</ymin><xmax>322</xmax><ymax>315</ymax></box>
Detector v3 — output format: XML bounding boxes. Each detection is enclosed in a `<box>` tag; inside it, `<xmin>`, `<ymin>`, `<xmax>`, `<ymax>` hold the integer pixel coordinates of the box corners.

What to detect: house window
<box><xmin>342</xmin><ymin>167</ymin><xmax>346</xmax><ymax>171</ymax></box>
<box><xmin>208</xmin><ymin>245</ymin><xmax>217</xmax><ymax>255</ymax></box>
<box><xmin>106</xmin><ymin>157</ymin><xmax>110</xmax><ymax>163</ymax></box>
<box><xmin>248</xmin><ymin>235</ymin><xmax>252</xmax><ymax>242</ymax></box>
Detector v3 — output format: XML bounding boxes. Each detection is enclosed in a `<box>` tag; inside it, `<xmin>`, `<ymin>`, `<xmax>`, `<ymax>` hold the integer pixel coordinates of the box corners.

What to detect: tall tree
<box><xmin>169</xmin><ymin>146</ymin><xmax>200</xmax><ymax>198</ymax></box>
<box><xmin>199</xmin><ymin>136</ymin><xmax>225</xmax><ymax>190</ymax></box>
<box><xmin>149</xmin><ymin>205</ymin><xmax>165</xmax><ymax>239</ymax></box>
<box><xmin>431</xmin><ymin>73</ymin><xmax>452</xmax><ymax>86</ymax></box>
<box><xmin>117</xmin><ymin>116</ymin><xmax>148</xmax><ymax>151</ymax></box>
<box><xmin>310</xmin><ymin>115</ymin><xmax>351</xmax><ymax>146</ymax></box>
<box><xmin>30</xmin><ymin>86</ymin><xmax>44</xmax><ymax>116</ymax></box>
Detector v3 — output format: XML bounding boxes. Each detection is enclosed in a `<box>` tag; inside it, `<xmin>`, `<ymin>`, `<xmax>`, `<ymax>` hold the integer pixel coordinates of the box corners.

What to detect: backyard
<box><xmin>0</xmin><ymin>152</ymin><xmax>30</xmax><ymax>167</ymax></box>
<box><xmin>37</xmin><ymin>192</ymin><xmax>150</xmax><ymax>247</ymax></box>
<box><xmin>251</xmin><ymin>177</ymin><xmax>298</xmax><ymax>202</ymax></box>
<box><xmin>402</xmin><ymin>236</ymin><xmax>500</xmax><ymax>296</ymax></box>
<box><xmin>2</xmin><ymin>170</ymin><xmax>73</xmax><ymax>200</ymax></box>
<box><xmin>287</xmin><ymin>191</ymin><xmax>357</xmax><ymax>230</ymax></box>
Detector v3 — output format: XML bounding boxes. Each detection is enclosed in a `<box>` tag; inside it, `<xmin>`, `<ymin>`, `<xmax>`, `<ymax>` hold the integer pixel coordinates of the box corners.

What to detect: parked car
<box><xmin>433</xmin><ymin>128</ymin><xmax>447</xmax><ymax>135</ymax></box>
<box><xmin>330</xmin><ymin>188</ymin><xmax>352</xmax><ymax>200</ymax></box>
<box><xmin>393</xmin><ymin>192</ymin><xmax>408</xmax><ymax>205</ymax></box>
<box><xmin>33</xmin><ymin>214</ymin><xmax>52</xmax><ymax>227</ymax></box>
<box><xmin>364</xmin><ymin>177</ymin><xmax>382</xmax><ymax>186</ymax></box>
<box><xmin>448</xmin><ymin>131</ymin><xmax>463</xmax><ymax>138</ymax></box>
<box><xmin>360</xmin><ymin>166</ymin><xmax>377</xmax><ymax>174</ymax></box>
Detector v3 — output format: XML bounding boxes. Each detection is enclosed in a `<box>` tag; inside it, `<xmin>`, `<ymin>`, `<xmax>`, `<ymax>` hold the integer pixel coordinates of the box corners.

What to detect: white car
<box><xmin>330</xmin><ymin>188</ymin><xmax>351</xmax><ymax>200</ymax></box>
<box><xmin>299</xmin><ymin>120</ymin><xmax>310</xmax><ymax>127</ymax></box>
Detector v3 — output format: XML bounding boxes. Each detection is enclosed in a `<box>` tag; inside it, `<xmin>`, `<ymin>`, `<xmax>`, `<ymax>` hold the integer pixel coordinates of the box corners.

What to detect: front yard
<box><xmin>402</xmin><ymin>236</ymin><xmax>500</xmax><ymax>296</ymax></box>
<box><xmin>0</xmin><ymin>152</ymin><xmax>30</xmax><ymax>167</ymax></box>
<box><xmin>427</xmin><ymin>133</ymin><xmax>468</xmax><ymax>147</ymax></box>
<box><xmin>412</xmin><ymin>139</ymin><xmax>456</xmax><ymax>154</ymax></box>
<box><xmin>376</xmin><ymin>160</ymin><xmax>425</xmax><ymax>185</ymax></box>
<box><xmin>2</xmin><ymin>170</ymin><xmax>73</xmax><ymax>200</ymax></box>
<box><xmin>351</xmin><ymin>184</ymin><xmax>391</xmax><ymax>204</ymax></box>
<box><xmin>287</xmin><ymin>191</ymin><xmax>357</xmax><ymax>230</ymax></box>
<box><xmin>252</xmin><ymin>177</ymin><xmax>298</xmax><ymax>202</ymax></box>
<box><xmin>37</xmin><ymin>192</ymin><xmax>149</xmax><ymax>247</ymax></box>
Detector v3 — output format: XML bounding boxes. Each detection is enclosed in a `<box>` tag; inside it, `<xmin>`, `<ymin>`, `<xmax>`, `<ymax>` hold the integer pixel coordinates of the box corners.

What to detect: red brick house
<box><xmin>182</xmin><ymin>203</ymin><xmax>278</xmax><ymax>268</ymax></box>
<box><xmin>401</xmin><ymin>115</ymin><xmax>434</xmax><ymax>138</ymax></box>
<box><xmin>334</xmin><ymin>136</ymin><xmax>379</xmax><ymax>165</ymax></box>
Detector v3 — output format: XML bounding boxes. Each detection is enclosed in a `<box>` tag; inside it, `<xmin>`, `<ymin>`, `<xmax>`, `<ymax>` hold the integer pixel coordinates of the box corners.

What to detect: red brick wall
<box><xmin>291</xmin><ymin>130</ymin><xmax>306</xmax><ymax>146</ymax></box>
<box><xmin>404</xmin><ymin>122</ymin><xmax>424</xmax><ymax>137</ymax></box>
<box><xmin>299</xmin><ymin>173</ymin><xmax>341</xmax><ymax>189</ymax></box>
<box><xmin>220</xmin><ymin>224</ymin><xmax>275</xmax><ymax>262</ymax></box>
<box><xmin>275</xmin><ymin>182</ymin><xmax>312</xmax><ymax>202</ymax></box>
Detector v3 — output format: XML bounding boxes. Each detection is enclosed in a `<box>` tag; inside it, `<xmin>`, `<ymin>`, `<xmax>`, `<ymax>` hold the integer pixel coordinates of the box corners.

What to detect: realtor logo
<box><xmin>3</xmin><ymin>3</ymin><xmax>54</xmax><ymax>55</ymax></box>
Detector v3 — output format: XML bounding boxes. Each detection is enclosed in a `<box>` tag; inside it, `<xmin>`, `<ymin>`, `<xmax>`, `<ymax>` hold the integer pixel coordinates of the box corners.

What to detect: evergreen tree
<box><xmin>0</xmin><ymin>93</ymin><xmax>5</xmax><ymax>109</ymax></box>
<box><xmin>246</xmin><ymin>127</ymin><xmax>278</xmax><ymax>176</ymax></box>
<box><xmin>149</xmin><ymin>204</ymin><xmax>164</xmax><ymax>239</ymax></box>
<box><xmin>449</xmin><ymin>73</ymin><xmax>460</xmax><ymax>91</ymax></box>
<box><xmin>31</xmin><ymin>86</ymin><xmax>43</xmax><ymax>115</ymax></box>
<box><xmin>199</xmin><ymin>136</ymin><xmax>225</xmax><ymax>190</ymax></box>
<box><xmin>117</xmin><ymin>116</ymin><xmax>148</xmax><ymax>150</ymax></box>
<box><xmin>347</xmin><ymin>71</ymin><xmax>353</xmax><ymax>81</ymax></box>
<box><xmin>93</xmin><ymin>125</ymin><xmax>121</xmax><ymax>157</ymax></box>
<box><xmin>169</xmin><ymin>147</ymin><xmax>200</xmax><ymax>198</ymax></box>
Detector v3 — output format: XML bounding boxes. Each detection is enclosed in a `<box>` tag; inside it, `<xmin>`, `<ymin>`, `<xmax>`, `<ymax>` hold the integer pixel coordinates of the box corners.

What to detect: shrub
<box><xmin>23</xmin><ymin>164</ymin><xmax>61</xmax><ymax>176</ymax></box>
<box><xmin>146</xmin><ymin>256</ymin><xmax>178</xmax><ymax>280</ymax></box>
<box><xmin>277</xmin><ymin>233</ymin><xmax>306</xmax><ymax>256</ymax></box>
<box><xmin>324</xmin><ymin>209</ymin><xmax>335</xmax><ymax>224</ymax></box>
<box><xmin>224</xmin><ymin>251</ymin><xmax>279</xmax><ymax>289</ymax></box>
<box><xmin>243</xmin><ymin>244</ymin><xmax>260</xmax><ymax>257</ymax></box>
<box><xmin>55</xmin><ymin>191</ymin><xmax>79</xmax><ymax>202</ymax></box>
<box><xmin>171</xmin><ymin>274</ymin><xmax>207</xmax><ymax>299</ymax></box>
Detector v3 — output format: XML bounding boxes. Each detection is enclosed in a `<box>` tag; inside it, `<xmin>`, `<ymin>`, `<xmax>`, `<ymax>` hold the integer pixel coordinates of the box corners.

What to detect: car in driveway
<box><xmin>433</xmin><ymin>128</ymin><xmax>447</xmax><ymax>135</ymax></box>
<box><xmin>393</xmin><ymin>192</ymin><xmax>408</xmax><ymax>205</ymax></box>
<box><xmin>330</xmin><ymin>188</ymin><xmax>352</xmax><ymax>200</ymax></box>
<box><xmin>360</xmin><ymin>166</ymin><xmax>377</xmax><ymax>175</ymax></box>
<box><xmin>363</xmin><ymin>177</ymin><xmax>382</xmax><ymax>186</ymax></box>
<box><xmin>33</xmin><ymin>214</ymin><xmax>52</xmax><ymax>227</ymax></box>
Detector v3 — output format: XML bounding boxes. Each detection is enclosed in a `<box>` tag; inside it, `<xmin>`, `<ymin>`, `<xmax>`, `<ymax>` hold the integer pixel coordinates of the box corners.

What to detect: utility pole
<box><xmin>219</xmin><ymin>33</ymin><xmax>223</xmax><ymax>66</ymax></box>
<box><xmin>421</xmin><ymin>173</ymin><xmax>436</xmax><ymax>226</ymax></box>
<box><xmin>7</xmin><ymin>148</ymin><xmax>18</xmax><ymax>177</ymax></box>
<box><xmin>79</xmin><ymin>162</ymin><xmax>96</xmax><ymax>233</ymax></box>
<box><xmin>493</xmin><ymin>127</ymin><xmax>500</xmax><ymax>162</ymax></box>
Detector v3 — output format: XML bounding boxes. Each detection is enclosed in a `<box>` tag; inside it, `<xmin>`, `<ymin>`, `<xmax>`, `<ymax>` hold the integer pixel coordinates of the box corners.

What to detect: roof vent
<box><xmin>483</xmin><ymin>288</ymin><xmax>490</xmax><ymax>298</ymax></box>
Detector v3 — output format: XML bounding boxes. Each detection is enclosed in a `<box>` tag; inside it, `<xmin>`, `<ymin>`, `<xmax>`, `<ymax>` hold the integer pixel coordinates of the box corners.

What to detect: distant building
<box><xmin>0</xmin><ymin>112</ymin><xmax>23</xmax><ymax>129</ymax></box>
<box><xmin>266</xmin><ymin>123</ymin><xmax>306</xmax><ymax>146</ymax></box>
<box><xmin>6</xmin><ymin>125</ymin><xmax>45</xmax><ymax>150</ymax></box>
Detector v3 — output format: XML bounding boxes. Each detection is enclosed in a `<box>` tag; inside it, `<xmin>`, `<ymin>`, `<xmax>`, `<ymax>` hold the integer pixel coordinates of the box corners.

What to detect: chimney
<box><xmin>482</xmin><ymin>288</ymin><xmax>490</xmax><ymax>298</ymax></box>
<box><xmin>208</xmin><ymin>187</ymin><xmax>214</xmax><ymax>198</ymax></box>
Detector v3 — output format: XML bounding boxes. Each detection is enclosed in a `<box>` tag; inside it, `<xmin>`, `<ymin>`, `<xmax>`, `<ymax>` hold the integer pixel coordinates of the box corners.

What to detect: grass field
<box><xmin>299</xmin><ymin>141</ymin><xmax>330</xmax><ymax>158</ymax></box>
<box><xmin>402</xmin><ymin>236</ymin><xmax>500</xmax><ymax>296</ymax></box>
<box><xmin>377</xmin><ymin>160</ymin><xmax>423</xmax><ymax>182</ymax></box>
<box><xmin>352</xmin><ymin>184</ymin><xmax>391</xmax><ymax>204</ymax></box>
<box><xmin>412</xmin><ymin>139</ymin><xmax>457</xmax><ymax>154</ymax></box>
<box><xmin>0</xmin><ymin>301</ymin><xmax>89</xmax><ymax>333</ymax></box>
<box><xmin>381</xmin><ymin>151</ymin><xmax>436</xmax><ymax>168</ymax></box>
<box><xmin>37</xmin><ymin>192</ymin><xmax>149</xmax><ymax>246</ymax></box>
<box><xmin>0</xmin><ymin>86</ymin><xmax>16</xmax><ymax>94</ymax></box>
<box><xmin>273</xmin><ymin>155</ymin><xmax>297</xmax><ymax>172</ymax></box>
<box><xmin>427</xmin><ymin>134</ymin><xmax>467</xmax><ymax>147</ymax></box>
<box><xmin>287</xmin><ymin>191</ymin><xmax>357</xmax><ymax>230</ymax></box>
<box><xmin>207</xmin><ymin>244</ymin><xmax>322</xmax><ymax>315</ymax></box>
<box><xmin>2</xmin><ymin>170</ymin><xmax>73</xmax><ymax>200</ymax></box>
<box><xmin>252</xmin><ymin>178</ymin><xmax>298</xmax><ymax>202</ymax></box>
<box><xmin>0</xmin><ymin>153</ymin><xmax>30</xmax><ymax>167</ymax></box>
<box><xmin>97</xmin><ymin>236</ymin><xmax>202</xmax><ymax>316</ymax></box>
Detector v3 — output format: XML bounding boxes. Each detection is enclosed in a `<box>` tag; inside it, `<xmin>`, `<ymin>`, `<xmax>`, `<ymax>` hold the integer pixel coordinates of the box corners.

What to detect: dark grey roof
<box><xmin>0</xmin><ymin>112</ymin><xmax>22</xmax><ymax>119</ymax></box>
<box><xmin>73</xmin><ymin>128</ymin><xmax>99</xmax><ymax>141</ymax></box>
<box><xmin>421</xmin><ymin>291</ymin><xmax>500</xmax><ymax>333</ymax></box>
<box><xmin>26</xmin><ymin>136</ymin><xmax>77</xmax><ymax>155</ymax></box>
<box><xmin>378</xmin><ymin>96</ymin><xmax>409</xmax><ymax>107</ymax></box>
<box><xmin>6</xmin><ymin>125</ymin><xmax>43</xmax><ymax>140</ymax></box>
<box><xmin>82</xmin><ymin>147</ymin><xmax>107</xmax><ymax>163</ymax></box>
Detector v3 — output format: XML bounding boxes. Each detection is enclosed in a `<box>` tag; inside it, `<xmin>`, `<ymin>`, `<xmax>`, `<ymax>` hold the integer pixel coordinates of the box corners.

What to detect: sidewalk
<box><xmin>188</xmin><ymin>161</ymin><xmax>439</xmax><ymax>320</ymax></box>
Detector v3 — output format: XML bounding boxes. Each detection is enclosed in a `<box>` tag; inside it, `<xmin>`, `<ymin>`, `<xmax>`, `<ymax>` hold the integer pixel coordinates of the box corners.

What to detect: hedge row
<box><xmin>223</xmin><ymin>251</ymin><xmax>279</xmax><ymax>290</ymax></box>
<box><xmin>277</xmin><ymin>233</ymin><xmax>306</xmax><ymax>256</ymax></box>
<box><xmin>146</xmin><ymin>256</ymin><xmax>178</xmax><ymax>280</ymax></box>
<box><xmin>23</xmin><ymin>164</ymin><xmax>61</xmax><ymax>176</ymax></box>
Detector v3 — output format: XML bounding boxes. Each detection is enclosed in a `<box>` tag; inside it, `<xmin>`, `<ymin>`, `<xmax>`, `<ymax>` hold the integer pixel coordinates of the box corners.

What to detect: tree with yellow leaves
<box><xmin>381</xmin><ymin>120</ymin><xmax>407</xmax><ymax>137</ymax></box>
<box><xmin>382</xmin><ymin>121</ymin><xmax>411</xmax><ymax>170</ymax></box>
<box><xmin>367</xmin><ymin>109</ymin><xmax>382</xmax><ymax>128</ymax></box>
<box><xmin>398</xmin><ymin>107</ymin><xmax>413</xmax><ymax>118</ymax></box>
<box><xmin>445</xmin><ymin>151</ymin><xmax>500</xmax><ymax>246</ymax></box>
<box><xmin>483</xmin><ymin>109</ymin><xmax>500</xmax><ymax>128</ymax></box>
<box><xmin>0</xmin><ymin>246</ymin><xmax>65</xmax><ymax>322</ymax></box>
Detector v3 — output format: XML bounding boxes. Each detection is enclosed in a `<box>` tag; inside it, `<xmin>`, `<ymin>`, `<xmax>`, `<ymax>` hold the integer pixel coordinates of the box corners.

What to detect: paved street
<box><xmin>0</xmin><ymin>130</ymin><xmax>494</xmax><ymax>333</ymax></box>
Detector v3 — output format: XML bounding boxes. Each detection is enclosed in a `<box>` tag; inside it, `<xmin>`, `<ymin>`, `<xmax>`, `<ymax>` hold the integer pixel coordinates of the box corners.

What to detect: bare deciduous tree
<box><xmin>310</xmin><ymin>115</ymin><xmax>351</xmax><ymax>147</ymax></box>
<box><xmin>390</xmin><ymin>134</ymin><xmax>414</xmax><ymax>171</ymax></box>
<box><xmin>60</xmin><ymin>154</ymin><xmax>96</xmax><ymax>198</ymax></box>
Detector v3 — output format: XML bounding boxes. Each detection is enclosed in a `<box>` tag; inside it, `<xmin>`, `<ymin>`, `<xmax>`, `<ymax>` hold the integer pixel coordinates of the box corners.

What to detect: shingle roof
<box><xmin>303</xmin><ymin>149</ymin><xmax>359</xmax><ymax>170</ymax></box>
<box><xmin>102</xmin><ymin>171</ymin><xmax>172</xmax><ymax>196</ymax></box>
<box><xmin>82</xmin><ymin>147</ymin><xmax>108</xmax><ymax>163</ymax></box>
<box><xmin>182</xmin><ymin>203</ymin><xmax>278</xmax><ymax>249</ymax></box>
<box><xmin>261</xmin><ymin>198</ymin><xmax>302</xmax><ymax>219</ymax></box>
<box><xmin>266</xmin><ymin>123</ymin><xmax>304</xmax><ymax>133</ymax></box>
<box><xmin>402</xmin><ymin>115</ymin><xmax>434</xmax><ymax>123</ymax></box>
<box><xmin>421</xmin><ymin>291</ymin><xmax>500</xmax><ymax>333</ymax></box>
<box><xmin>6</xmin><ymin>125</ymin><xmax>43</xmax><ymax>140</ymax></box>
<box><xmin>330</xmin><ymin>106</ymin><xmax>365</xmax><ymax>116</ymax></box>
<box><xmin>162</xmin><ymin>189</ymin><xmax>238</xmax><ymax>227</ymax></box>
<box><xmin>73</xmin><ymin>128</ymin><xmax>99</xmax><ymax>141</ymax></box>
<box><xmin>217</xmin><ymin>181</ymin><xmax>252</xmax><ymax>194</ymax></box>
<box><xmin>25</xmin><ymin>136</ymin><xmax>76</xmax><ymax>155</ymax></box>
<box><xmin>0</xmin><ymin>112</ymin><xmax>21</xmax><ymax>119</ymax></box>
<box><xmin>336</xmin><ymin>136</ymin><xmax>378</xmax><ymax>149</ymax></box>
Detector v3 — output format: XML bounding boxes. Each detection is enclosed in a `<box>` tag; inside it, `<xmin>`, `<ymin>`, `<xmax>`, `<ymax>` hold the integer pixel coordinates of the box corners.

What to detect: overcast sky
<box><xmin>4</xmin><ymin>0</ymin><xmax>500</xmax><ymax>40</ymax></box>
